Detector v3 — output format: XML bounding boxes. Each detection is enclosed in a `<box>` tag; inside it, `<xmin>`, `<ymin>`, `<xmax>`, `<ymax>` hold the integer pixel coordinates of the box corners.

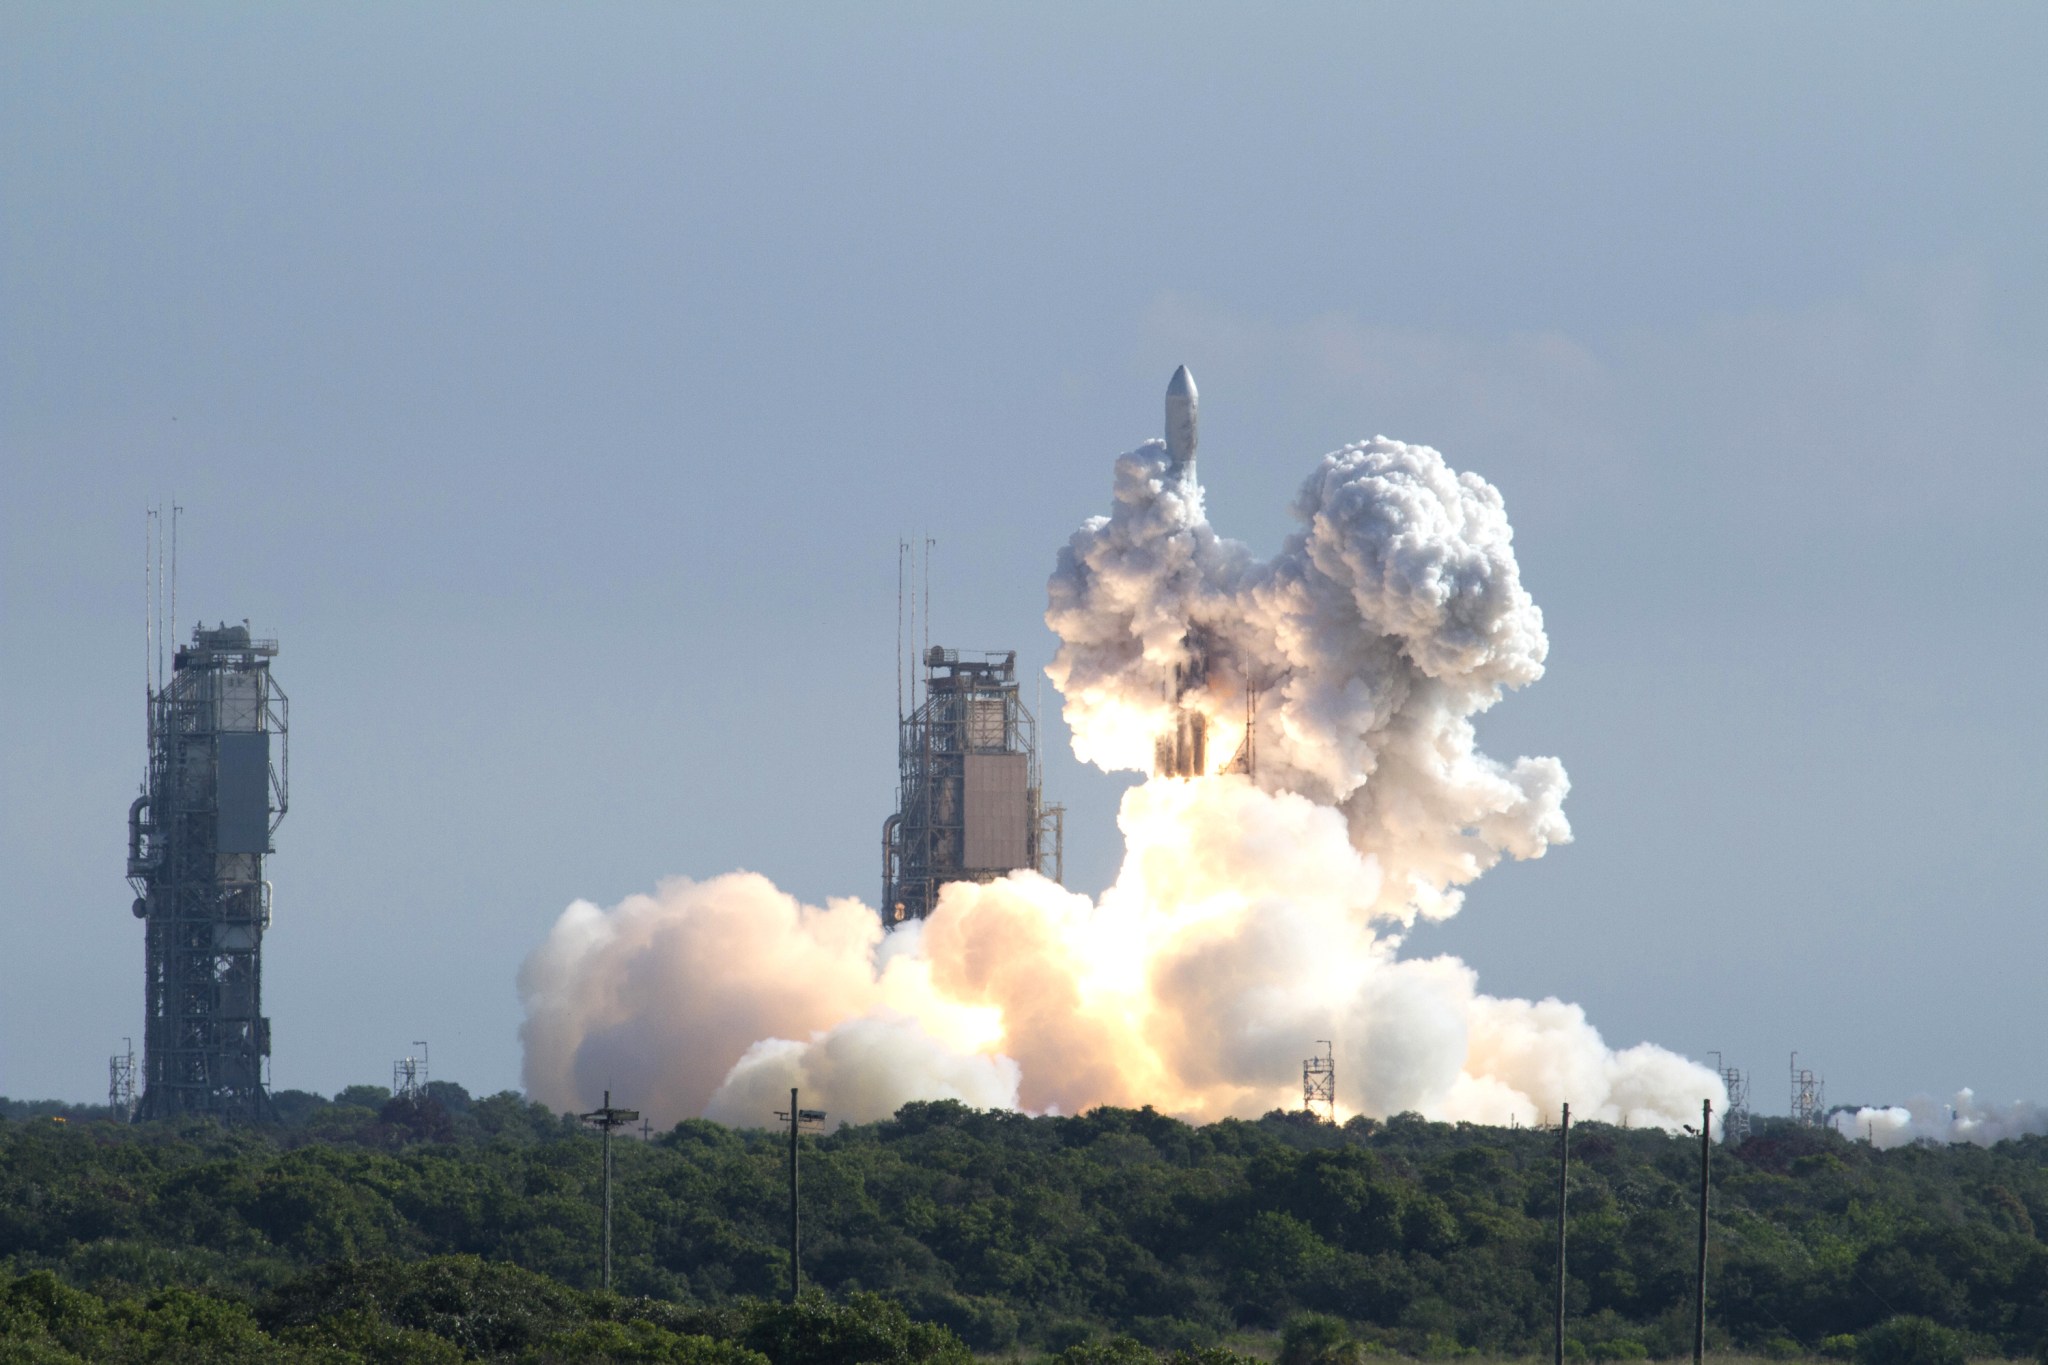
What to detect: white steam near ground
<box><xmin>521</xmin><ymin>411</ymin><xmax>2040</xmax><ymax>1144</ymax></box>
<box><xmin>1834</xmin><ymin>1093</ymin><xmax>2048</xmax><ymax>1150</ymax></box>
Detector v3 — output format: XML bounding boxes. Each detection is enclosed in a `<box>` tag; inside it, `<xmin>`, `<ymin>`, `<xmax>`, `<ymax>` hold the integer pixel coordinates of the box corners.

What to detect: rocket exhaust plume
<box><xmin>519</xmin><ymin>368</ymin><xmax>1725</xmax><ymax>1132</ymax></box>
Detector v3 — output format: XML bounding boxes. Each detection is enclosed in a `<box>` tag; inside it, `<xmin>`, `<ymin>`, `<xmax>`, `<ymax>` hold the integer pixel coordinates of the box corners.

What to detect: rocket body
<box><xmin>1165</xmin><ymin>365</ymin><xmax>1198</xmax><ymax>469</ymax></box>
<box><xmin>1158</xmin><ymin>365</ymin><xmax>1210</xmax><ymax>779</ymax></box>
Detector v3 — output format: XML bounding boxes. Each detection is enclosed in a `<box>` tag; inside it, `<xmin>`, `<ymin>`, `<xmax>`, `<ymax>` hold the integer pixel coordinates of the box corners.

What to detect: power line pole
<box><xmin>580</xmin><ymin>1090</ymin><xmax>639</xmax><ymax>1292</ymax></box>
<box><xmin>774</xmin><ymin>1090</ymin><xmax>826</xmax><ymax>1303</ymax></box>
<box><xmin>1695</xmin><ymin>1097</ymin><xmax>1712</xmax><ymax>1365</ymax></box>
<box><xmin>1555</xmin><ymin>1102</ymin><xmax>1570</xmax><ymax>1365</ymax></box>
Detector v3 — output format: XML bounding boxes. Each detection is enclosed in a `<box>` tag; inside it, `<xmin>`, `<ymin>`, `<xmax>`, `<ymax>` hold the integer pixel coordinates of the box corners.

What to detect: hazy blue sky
<box><xmin>4</xmin><ymin>4</ymin><xmax>2044</xmax><ymax>1112</ymax></box>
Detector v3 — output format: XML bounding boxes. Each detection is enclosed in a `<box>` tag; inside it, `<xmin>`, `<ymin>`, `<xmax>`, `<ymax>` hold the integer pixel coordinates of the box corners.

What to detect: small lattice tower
<box><xmin>108</xmin><ymin>1038</ymin><xmax>139</xmax><ymax>1122</ymax></box>
<box><xmin>393</xmin><ymin>1041</ymin><xmax>429</xmax><ymax>1102</ymax></box>
<box><xmin>1709</xmin><ymin>1051</ymin><xmax>1750</xmax><ymax>1145</ymax></box>
<box><xmin>1303</xmin><ymin>1040</ymin><xmax>1336</xmax><ymax>1124</ymax></box>
<box><xmin>1790</xmin><ymin>1052</ymin><xmax>1826</xmax><ymax>1127</ymax></box>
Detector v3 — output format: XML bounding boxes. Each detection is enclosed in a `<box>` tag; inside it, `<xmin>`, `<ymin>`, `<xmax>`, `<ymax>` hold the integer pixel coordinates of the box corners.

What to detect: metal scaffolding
<box><xmin>882</xmin><ymin>647</ymin><xmax>1063</xmax><ymax>923</ymax></box>
<box><xmin>108</xmin><ymin>1038</ymin><xmax>138</xmax><ymax>1122</ymax></box>
<box><xmin>1303</xmin><ymin>1040</ymin><xmax>1336</xmax><ymax>1123</ymax></box>
<box><xmin>127</xmin><ymin>621</ymin><xmax>287</xmax><ymax>1122</ymax></box>
<box><xmin>1709</xmin><ymin>1051</ymin><xmax>1750</xmax><ymax>1145</ymax></box>
<box><xmin>1790</xmin><ymin>1052</ymin><xmax>1826</xmax><ymax>1128</ymax></box>
<box><xmin>394</xmin><ymin>1041</ymin><xmax>429</xmax><ymax>1102</ymax></box>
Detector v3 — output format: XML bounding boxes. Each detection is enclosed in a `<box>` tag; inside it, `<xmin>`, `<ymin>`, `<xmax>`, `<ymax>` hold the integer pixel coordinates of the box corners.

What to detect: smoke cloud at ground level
<box><xmin>1835</xmin><ymin>1091</ymin><xmax>2048</xmax><ymax>1149</ymax></box>
<box><xmin>518</xmin><ymin>772</ymin><xmax>1724</xmax><ymax>1133</ymax></box>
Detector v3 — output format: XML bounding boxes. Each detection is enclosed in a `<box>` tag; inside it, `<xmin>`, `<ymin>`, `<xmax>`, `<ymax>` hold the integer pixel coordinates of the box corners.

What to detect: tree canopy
<box><xmin>3</xmin><ymin>1090</ymin><xmax>2045</xmax><ymax>1363</ymax></box>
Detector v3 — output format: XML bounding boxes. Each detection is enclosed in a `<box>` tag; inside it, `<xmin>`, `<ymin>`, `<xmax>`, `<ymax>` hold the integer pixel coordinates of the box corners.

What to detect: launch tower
<box><xmin>882</xmin><ymin>647</ymin><xmax>1062</xmax><ymax>923</ymax></box>
<box><xmin>126</xmin><ymin>622</ymin><xmax>288</xmax><ymax>1121</ymax></box>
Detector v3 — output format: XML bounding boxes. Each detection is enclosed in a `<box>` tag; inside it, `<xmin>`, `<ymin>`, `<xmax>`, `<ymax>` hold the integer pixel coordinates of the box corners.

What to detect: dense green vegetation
<box><xmin>0</xmin><ymin>1254</ymin><xmax>974</xmax><ymax>1364</ymax></box>
<box><xmin>3</xmin><ymin>1087</ymin><xmax>2045</xmax><ymax>1363</ymax></box>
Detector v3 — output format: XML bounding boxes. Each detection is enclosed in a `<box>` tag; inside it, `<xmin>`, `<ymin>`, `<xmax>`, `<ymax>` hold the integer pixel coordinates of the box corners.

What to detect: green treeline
<box><xmin>1</xmin><ymin>1256</ymin><xmax>979</xmax><ymax>1365</ymax></box>
<box><xmin>3</xmin><ymin>1087</ymin><xmax>2046</xmax><ymax>1363</ymax></box>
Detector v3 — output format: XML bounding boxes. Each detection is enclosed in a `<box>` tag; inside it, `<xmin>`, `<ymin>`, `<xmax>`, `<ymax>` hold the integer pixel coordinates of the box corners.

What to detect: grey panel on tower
<box><xmin>962</xmin><ymin>752</ymin><xmax>1028</xmax><ymax>871</ymax></box>
<box><xmin>216</xmin><ymin>731</ymin><xmax>271</xmax><ymax>853</ymax></box>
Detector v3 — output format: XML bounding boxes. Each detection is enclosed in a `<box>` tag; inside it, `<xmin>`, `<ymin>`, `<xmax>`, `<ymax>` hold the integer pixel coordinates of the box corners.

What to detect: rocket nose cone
<box><xmin>1166</xmin><ymin>365</ymin><xmax>1197</xmax><ymax>400</ymax></box>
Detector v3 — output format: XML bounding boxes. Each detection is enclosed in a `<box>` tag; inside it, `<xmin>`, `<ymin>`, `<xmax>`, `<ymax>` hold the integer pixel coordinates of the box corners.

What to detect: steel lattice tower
<box><xmin>1789</xmin><ymin>1052</ymin><xmax>1826</xmax><ymax>1128</ymax></box>
<box><xmin>1303</xmin><ymin>1041</ymin><xmax>1336</xmax><ymax>1123</ymax></box>
<box><xmin>1709</xmin><ymin>1051</ymin><xmax>1751</xmax><ymax>1146</ymax></box>
<box><xmin>126</xmin><ymin>622</ymin><xmax>288</xmax><ymax>1121</ymax></box>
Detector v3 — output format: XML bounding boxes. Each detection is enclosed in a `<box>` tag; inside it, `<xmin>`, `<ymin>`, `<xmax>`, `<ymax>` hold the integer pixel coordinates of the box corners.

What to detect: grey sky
<box><xmin>4</xmin><ymin>4</ymin><xmax>2043</xmax><ymax>1112</ymax></box>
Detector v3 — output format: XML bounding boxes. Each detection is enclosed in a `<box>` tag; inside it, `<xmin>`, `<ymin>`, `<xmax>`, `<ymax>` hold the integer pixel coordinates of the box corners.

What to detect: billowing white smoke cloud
<box><xmin>519</xmin><ymin>424</ymin><xmax>1723</xmax><ymax>1132</ymax></box>
<box><xmin>1047</xmin><ymin>436</ymin><xmax>1568</xmax><ymax>923</ymax></box>
<box><xmin>518</xmin><ymin>874</ymin><xmax>1019</xmax><ymax>1124</ymax></box>
<box><xmin>1833</xmin><ymin>1091</ymin><xmax>2048</xmax><ymax>1150</ymax></box>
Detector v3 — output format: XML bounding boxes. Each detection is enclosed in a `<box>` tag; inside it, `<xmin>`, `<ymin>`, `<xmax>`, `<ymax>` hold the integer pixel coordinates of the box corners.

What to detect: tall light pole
<box><xmin>580</xmin><ymin>1090</ymin><xmax>639</xmax><ymax>1293</ymax></box>
<box><xmin>1555</xmin><ymin>1102</ymin><xmax>1570</xmax><ymax>1365</ymax></box>
<box><xmin>774</xmin><ymin>1089</ymin><xmax>826</xmax><ymax>1303</ymax></box>
<box><xmin>1695</xmin><ymin>1098</ymin><xmax>1712</xmax><ymax>1365</ymax></box>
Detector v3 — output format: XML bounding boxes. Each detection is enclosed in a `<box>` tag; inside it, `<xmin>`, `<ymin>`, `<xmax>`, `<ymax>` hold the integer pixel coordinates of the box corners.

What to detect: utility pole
<box><xmin>774</xmin><ymin>1089</ymin><xmax>826</xmax><ymax>1303</ymax></box>
<box><xmin>787</xmin><ymin>1091</ymin><xmax>798</xmax><ymax>1302</ymax></box>
<box><xmin>1695</xmin><ymin>1098</ymin><xmax>1712</xmax><ymax>1365</ymax></box>
<box><xmin>580</xmin><ymin>1090</ymin><xmax>639</xmax><ymax>1292</ymax></box>
<box><xmin>1555</xmin><ymin>1102</ymin><xmax>1570</xmax><ymax>1365</ymax></box>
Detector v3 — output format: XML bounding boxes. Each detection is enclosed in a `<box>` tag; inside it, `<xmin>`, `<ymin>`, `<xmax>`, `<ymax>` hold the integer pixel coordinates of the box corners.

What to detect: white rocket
<box><xmin>1156</xmin><ymin>364</ymin><xmax>1212</xmax><ymax>779</ymax></box>
<box><xmin>1165</xmin><ymin>365</ymin><xmax>1198</xmax><ymax>470</ymax></box>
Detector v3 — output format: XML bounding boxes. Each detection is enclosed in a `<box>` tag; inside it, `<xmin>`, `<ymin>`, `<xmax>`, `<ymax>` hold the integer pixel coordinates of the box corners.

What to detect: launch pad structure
<box><xmin>126</xmin><ymin>621</ymin><xmax>288</xmax><ymax>1122</ymax></box>
<box><xmin>883</xmin><ymin>646</ymin><xmax>1064</xmax><ymax>923</ymax></box>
